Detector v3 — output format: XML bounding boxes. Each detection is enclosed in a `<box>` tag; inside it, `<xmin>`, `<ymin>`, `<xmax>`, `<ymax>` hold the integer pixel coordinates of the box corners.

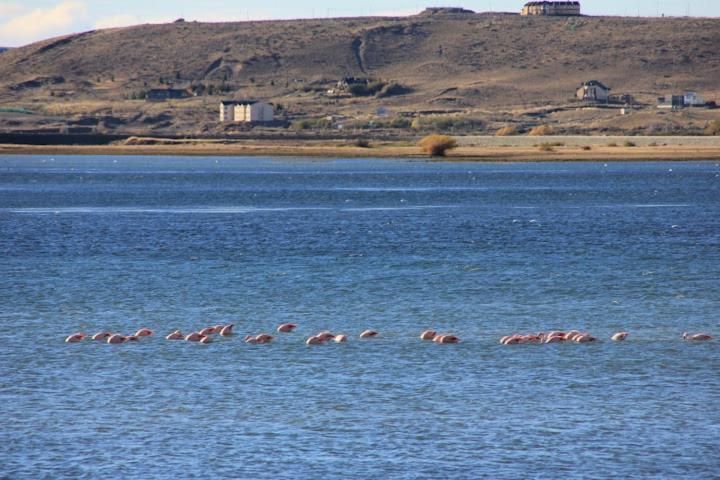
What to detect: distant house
<box><xmin>657</xmin><ymin>92</ymin><xmax>706</xmax><ymax>109</ymax></box>
<box><xmin>683</xmin><ymin>92</ymin><xmax>705</xmax><ymax>106</ymax></box>
<box><xmin>220</xmin><ymin>100</ymin><xmax>274</xmax><ymax>123</ymax></box>
<box><xmin>521</xmin><ymin>1</ymin><xmax>581</xmax><ymax>16</ymax></box>
<box><xmin>657</xmin><ymin>95</ymin><xmax>685</xmax><ymax>109</ymax></box>
<box><xmin>146</xmin><ymin>88</ymin><xmax>191</xmax><ymax>102</ymax></box>
<box><xmin>577</xmin><ymin>80</ymin><xmax>611</xmax><ymax>102</ymax></box>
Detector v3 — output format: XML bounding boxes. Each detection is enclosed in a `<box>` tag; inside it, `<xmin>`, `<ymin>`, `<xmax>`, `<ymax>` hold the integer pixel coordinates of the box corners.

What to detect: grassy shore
<box><xmin>1</xmin><ymin>139</ymin><xmax>720</xmax><ymax>161</ymax></box>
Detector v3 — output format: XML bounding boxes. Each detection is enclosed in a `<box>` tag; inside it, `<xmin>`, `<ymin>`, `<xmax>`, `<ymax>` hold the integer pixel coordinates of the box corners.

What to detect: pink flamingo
<box><xmin>574</xmin><ymin>333</ymin><xmax>596</xmax><ymax>343</ymax></box>
<box><xmin>683</xmin><ymin>332</ymin><xmax>713</xmax><ymax>341</ymax></box>
<box><xmin>611</xmin><ymin>332</ymin><xmax>629</xmax><ymax>341</ymax></box>
<box><xmin>277</xmin><ymin>323</ymin><xmax>298</xmax><ymax>333</ymax></box>
<box><xmin>545</xmin><ymin>334</ymin><xmax>565</xmax><ymax>344</ymax></box>
<box><xmin>333</xmin><ymin>334</ymin><xmax>348</xmax><ymax>342</ymax></box>
<box><xmin>306</xmin><ymin>336</ymin><xmax>323</xmax><ymax>345</ymax></box>
<box><xmin>435</xmin><ymin>334</ymin><xmax>460</xmax><ymax>344</ymax></box>
<box><xmin>420</xmin><ymin>330</ymin><xmax>437</xmax><ymax>341</ymax></box>
<box><xmin>316</xmin><ymin>331</ymin><xmax>335</xmax><ymax>342</ymax></box>
<box><xmin>185</xmin><ymin>332</ymin><xmax>203</xmax><ymax>342</ymax></box>
<box><xmin>125</xmin><ymin>335</ymin><xmax>139</xmax><ymax>342</ymax></box>
<box><xmin>219</xmin><ymin>324</ymin><xmax>234</xmax><ymax>336</ymax></box>
<box><xmin>200</xmin><ymin>335</ymin><xmax>213</xmax><ymax>344</ymax></box>
<box><xmin>65</xmin><ymin>332</ymin><xmax>87</xmax><ymax>343</ymax></box>
<box><xmin>166</xmin><ymin>331</ymin><xmax>183</xmax><ymax>340</ymax></box>
<box><xmin>107</xmin><ymin>334</ymin><xmax>126</xmax><ymax>344</ymax></box>
<box><xmin>255</xmin><ymin>333</ymin><xmax>274</xmax><ymax>344</ymax></box>
<box><xmin>199</xmin><ymin>327</ymin><xmax>217</xmax><ymax>336</ymax></box>
<box><xmin>360</xmin><ymin>330</ymin><xmax>379</xmax><ymax>339</ymax></box>
<box><xmin>503</xmin><ymin>335</ymin><xmax>522</xmax><ymax>345</ymax></box>
<box><xmin>245</xmin><ymin>335</ymin><xmax>258</xmax><ymax>344</ymax></box>
<box><xmin>564</xmin><ymin>330</ymin><xmax>581</xmax><ymax>341</ymax></box>
<box><xmin>134</xmin><ymin>328</ymin><xmax>154</xmax><ymax>337</ymax></box>
<box><xmin>91</xmin><ymin>332</ymin><xmax>111</xmax><ymax>341</ymax></box>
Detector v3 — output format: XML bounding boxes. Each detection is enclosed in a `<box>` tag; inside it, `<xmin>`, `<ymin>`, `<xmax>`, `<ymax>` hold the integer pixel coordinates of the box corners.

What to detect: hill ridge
<box><xmin>0</xmin><ymin>14</ymin><xmax>718</xmax><ymax>136</ymax></box>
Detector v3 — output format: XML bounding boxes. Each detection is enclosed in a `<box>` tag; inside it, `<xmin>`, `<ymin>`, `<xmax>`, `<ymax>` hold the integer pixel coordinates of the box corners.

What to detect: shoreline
<box><xmin>1</xmin><ymin>140</ymin><xmax>720</xmax><ymax>161</ymax></box>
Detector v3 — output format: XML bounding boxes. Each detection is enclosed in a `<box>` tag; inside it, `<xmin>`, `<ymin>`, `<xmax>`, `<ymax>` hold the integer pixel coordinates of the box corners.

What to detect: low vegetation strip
<box><xmin>456</xmin><ymin>136</ymin><xmax>720</xmax><ymax>147</ymax></box>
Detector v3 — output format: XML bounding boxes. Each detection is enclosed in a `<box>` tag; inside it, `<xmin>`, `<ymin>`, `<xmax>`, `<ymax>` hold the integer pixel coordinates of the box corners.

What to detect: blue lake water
<box><xmin>1</xmin><ymin>156</ymin><xmax>719</xmax><ymax>479</ymax></box>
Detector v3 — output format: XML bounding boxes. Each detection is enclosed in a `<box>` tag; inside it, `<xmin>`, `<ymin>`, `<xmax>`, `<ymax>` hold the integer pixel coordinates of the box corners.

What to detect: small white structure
<box><xmin>220</xmin><ymin>100</ymin><xmax>274</xmax><ymax>123</ymax></box>
<box><xmin>683</xmin><ymin>92</ymin><xmax>705</xmax><ymax>107</ymax></box>
<box><xmin>658</xmin><ymin>92</ymin><xmax>706</xmax><ymax>109</ymax></box>
<box><xmin>577</xmin><ymin>80</ymin><xmax>611</xmax><ymax>102</ymax></box>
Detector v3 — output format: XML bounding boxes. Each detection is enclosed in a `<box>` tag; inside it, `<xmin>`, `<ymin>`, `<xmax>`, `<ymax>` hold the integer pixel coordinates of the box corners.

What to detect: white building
<box><xmin>576</xmin><ymin>80</ymin><xmax>611</xmax><ymax>102</ymax></box>
<box><xmin>657</xmin><ymin>92</ymin><xmax>706</xmax><ymax>109</ymax></box>
<box><xmin>220</xmin><ymin>100</ymin><xmax>274</xmax><ymax>123</ymax></box>
<box><xmin>683</xmin><ymin>92</ymin><xmax>705</xmax><ymax>107</ymax></box>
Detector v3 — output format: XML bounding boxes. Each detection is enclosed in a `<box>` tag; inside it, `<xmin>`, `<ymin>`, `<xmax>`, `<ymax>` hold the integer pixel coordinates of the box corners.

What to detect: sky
<box><xmin>1</xmin><ymin>0</ymin><xmax>718</xmax><ymax>47</ymax></box>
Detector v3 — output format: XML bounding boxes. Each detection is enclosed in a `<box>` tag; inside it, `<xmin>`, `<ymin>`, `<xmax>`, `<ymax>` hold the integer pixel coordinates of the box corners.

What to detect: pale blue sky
<box><xmin>1</xmin><ymin>0</ymin><xmax>718</xmax><ymax>46</ymax></box>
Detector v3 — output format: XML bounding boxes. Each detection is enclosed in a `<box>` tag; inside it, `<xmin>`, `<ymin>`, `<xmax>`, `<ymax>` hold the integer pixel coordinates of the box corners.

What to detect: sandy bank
<box><xmin>1</xmin><ymin>139</ymin><xmax>719</xmax><ymax>162</ymax></box>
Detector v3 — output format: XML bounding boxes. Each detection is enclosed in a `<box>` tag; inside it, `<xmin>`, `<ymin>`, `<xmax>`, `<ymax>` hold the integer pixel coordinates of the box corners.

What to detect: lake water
<box><xmin>1</xmin><ymin>156</ymin><xmax>719</xmax><ymax>479</ymax></box>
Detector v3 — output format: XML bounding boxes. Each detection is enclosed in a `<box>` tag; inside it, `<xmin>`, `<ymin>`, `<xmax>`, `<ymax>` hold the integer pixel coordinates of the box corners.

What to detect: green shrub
<box><xmin>345</xmin><ymin>117</ymin><xmax>412</xmax><ymax>130</ymax></box>
<box><xmin>366</xmin><ymin>81</ymin><xmax>386</xmax><ymax>95</ymax></box>
<box><xmin>538</xmin><ymin>143</ymin><xmax>556</xmax><ymax>152</ymax></box>
<box><xmin>387</xmin><ymin>117</ymin><xmax>412</xmax><ymax>129</ymax></box>
<box><xmin>354</xmin><ymin>138</ymin><xmax>371</xmax><ymax>148</ymax></box>
<box><xmin>624</xmin><ymin>141</ymin><xmax>637</xmax><ymax>147</ymax></box>
<box><xmin>292</xmin><ymin>118</ymin><xmax>333</xmax><ymax>130</ymax></box>
<box><xmin>418</xmin><ymin>135</ymin><xmax>458</xmax><ymax>156</ymax></box>
<box><xmin>412</xmin><ymin>116</ymin><xmax>484</xmax><ymax>132</ymax></box>
<box><xmin>607</xmin><ymin>142</ymin><xmax>618</xmax><ymax>147</ymax></box>
<box><xmin>582</xmin><ymin>145</ymin><xmax>592</xmax><ymax>151</ymax></box>
<box><xmin>347</xmin><ymin>83</ymin><xmax>371</xmax><ymax>96</ymax></box>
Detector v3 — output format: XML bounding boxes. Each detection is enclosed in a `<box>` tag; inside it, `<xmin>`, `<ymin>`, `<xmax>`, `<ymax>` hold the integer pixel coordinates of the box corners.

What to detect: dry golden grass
<box><xmin>528</xmin><ymin>125</ymin><xmax>553</xmax><ymax>136</ymax></box>
<box><xmin>708</xmin><ymin>120</ymin><xmax>720</xmax><ymax>136</ymax></box>
<box><xmin>418</xmin><ymin>135</ymin><xmax>457</xmax><ymax>156</ymax></box>
<box><xmin>537</xmin><ymin>142</ymin><xmax>557</xmax><ymax>152</ymax></box>
<box><xmin>495</xmin><ymin>125</ymin><xmax>519</xmax><ymax>136</ymax></box>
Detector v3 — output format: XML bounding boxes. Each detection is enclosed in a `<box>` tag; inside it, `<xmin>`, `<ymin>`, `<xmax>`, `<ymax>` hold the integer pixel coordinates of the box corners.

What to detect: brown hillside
<box><xmin>0</xmin><ymin>12</ymin><xmax>719</xmax><ymax>136</ymax></box>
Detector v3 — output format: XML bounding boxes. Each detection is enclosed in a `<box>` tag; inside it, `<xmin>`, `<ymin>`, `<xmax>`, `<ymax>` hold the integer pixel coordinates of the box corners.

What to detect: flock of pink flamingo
<box><xmin>500</xmin><ymin>330</ymin><xmax>605</xmax><ymax>344</ymax></box>
<box><xmin>500</xmin><ymin>330</ymin><xmax>714</xmax><ymax>344</ymax></box>
<box><xmin>64</xmin><ymin>325</ymin><xmax>235</xmax><ymax>344</ymax></box>
<box><xmin>65</xmin><ymin>325</ymin><xmax>713</xmax><ymax>345</ymax></box>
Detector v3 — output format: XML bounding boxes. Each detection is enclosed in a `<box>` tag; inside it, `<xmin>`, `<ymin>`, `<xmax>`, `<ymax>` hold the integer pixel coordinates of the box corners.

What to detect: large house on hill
<box><xmin>521</xmin><ymin>1</ymin><xmax>581</xmax><ymax>16</ymax></box>
<box><xmin>220</xmin><ymin>100</ymin><xmax>274</xmax><ymax>123</ymax></box>
<box><xmin>577</xmin><ymin>80</ymin><xmax>611</xmax><ymax>102</ymax></box>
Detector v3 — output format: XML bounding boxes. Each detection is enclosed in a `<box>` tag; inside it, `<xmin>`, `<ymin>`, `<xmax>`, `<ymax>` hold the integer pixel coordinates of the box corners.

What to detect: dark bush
<box><xmin>376</xmin><ymin>82</ymin><xmax>411</xmax><ymax>98</ymax></box>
